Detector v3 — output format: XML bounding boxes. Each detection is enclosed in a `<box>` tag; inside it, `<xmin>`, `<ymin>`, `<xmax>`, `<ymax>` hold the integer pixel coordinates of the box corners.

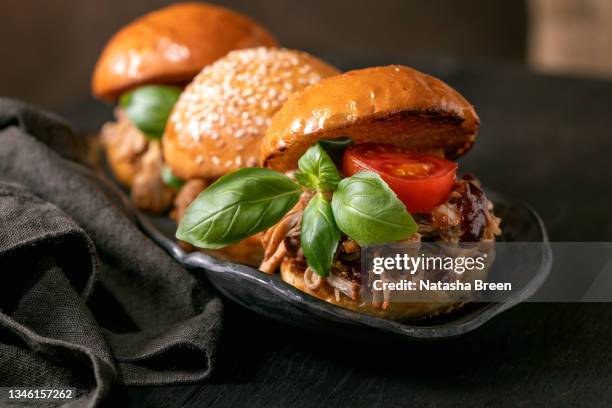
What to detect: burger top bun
<box><xmin>261</xmin><ymin>65</ymin><xmax>480</xmax><ymax>172</ymax></box>
<box><xmin>163</xmin><ymin>47</ymin><xmax>339</xmax><ymax>180</ymax></box>
<box><xmin>92</xmin><ymin>2</ymin><xmax>278</xmax><ymax>101</ymax></box>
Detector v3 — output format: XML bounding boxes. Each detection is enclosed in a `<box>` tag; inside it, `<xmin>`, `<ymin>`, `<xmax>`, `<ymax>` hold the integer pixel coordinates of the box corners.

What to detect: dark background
<box><xmin>1</xmin><ymin>0</ymin><xmax>528</xmax><ymax>112</ymax></box>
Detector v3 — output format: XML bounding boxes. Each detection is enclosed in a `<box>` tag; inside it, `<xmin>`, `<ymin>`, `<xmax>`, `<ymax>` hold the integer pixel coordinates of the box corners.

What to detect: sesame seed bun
<box><xmin>261</xmin><ymin>65</ymin><xmax>480</xmax><ymax>172</ymax></box>
<box><xmin>163</xmin><ymin>47</ymin><xmax>340</xmax><ymax>180</ymax></box>
<box><xmin>92</xmin><ymin>2</ymin><xmax>278</xmax><ymax>101</ymax></box>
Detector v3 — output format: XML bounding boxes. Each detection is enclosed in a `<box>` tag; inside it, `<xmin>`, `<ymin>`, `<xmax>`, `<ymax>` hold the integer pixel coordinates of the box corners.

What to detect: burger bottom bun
<box><xmin>279</xmin><ymin>258</ymin><xmax>472</xmax><ymax>321</ymax></box>
<box><xmin>205</xmin><ymin>234</ymin><xmax>264</xmax><ymax>267</ymax></box>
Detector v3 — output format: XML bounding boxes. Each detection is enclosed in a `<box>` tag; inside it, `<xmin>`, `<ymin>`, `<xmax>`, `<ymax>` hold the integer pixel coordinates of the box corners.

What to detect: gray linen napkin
<box><xmin>0</xmin><ymin>98</ymin><xmax>223</xmax><ymax>407</ymax></box>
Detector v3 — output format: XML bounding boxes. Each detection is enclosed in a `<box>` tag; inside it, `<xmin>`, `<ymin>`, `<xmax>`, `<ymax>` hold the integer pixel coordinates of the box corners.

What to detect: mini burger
<box><xmin>176</xmin><ymin>65</ymin><xmax>502</xmax><ymax>321</ymax></box>
<box><xmin>163</xmin><ymin>47</ymin><xmax>339</xmax><ymax>265</ymax></box>
<box><xmin>92</xmin><ymin>2</ymin><xmax>278</xmax><ymax>212</ymax></box>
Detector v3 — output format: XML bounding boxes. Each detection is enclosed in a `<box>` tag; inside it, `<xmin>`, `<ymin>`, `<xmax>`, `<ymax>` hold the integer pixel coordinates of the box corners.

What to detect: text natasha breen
<box><xmin>372</xmin><ymin>279</ymin><xmax>512</xmax><ymax>292</ymax></box>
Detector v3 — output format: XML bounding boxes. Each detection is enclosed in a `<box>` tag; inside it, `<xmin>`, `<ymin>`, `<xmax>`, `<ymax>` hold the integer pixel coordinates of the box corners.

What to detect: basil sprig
<box><xmin>177</xmin><ymin>143</ymin><xmax>417</xmax><ymax>276</ymax></box>
<box><xmin>176</xmin><ymin>168</ymin><xmax>301</xmax><ymax>249</ymax></box>
<box><xmin>332</xmin><ymin>171</ymin><xmax>417</xmax><ymax>245</ymax></box>
<box><xmin>318</xmin><ymin>137</ymin><xmax>353</xmax><ymax>166</ymax></box>
<box><xmin>294</xmin><ymin>143</ymin><xmax>341</xmax><ymax>191</ymax></box>
<box><xmin>119</xmin><ymin>85</ymin><xmax>181</xmax><ymax>139</ymax></box>
<box><xmin>301</xmin><ymin>192</ymin><xmax>341</xmax><ymax>277</ymax></box>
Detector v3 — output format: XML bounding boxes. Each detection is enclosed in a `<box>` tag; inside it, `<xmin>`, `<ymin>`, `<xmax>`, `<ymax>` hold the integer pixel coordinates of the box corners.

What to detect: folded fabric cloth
<box><xmin>0</xmin><ymin>98</ymin><xmax>223</xmax><ymax>407</ymax></box>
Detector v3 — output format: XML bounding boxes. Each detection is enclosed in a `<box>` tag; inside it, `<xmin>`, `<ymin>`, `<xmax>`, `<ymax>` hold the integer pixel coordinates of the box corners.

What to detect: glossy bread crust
<box><xmin>280</xmin><ymin>258</ymin><xmax>465</xmax><ymax>321</ymax></box>
<box><xmin>92</xmin><ymin>2</ymin><xmax>278</xmax><ymax>101</ymax></box>
<box><xmin>261</xmin><ymin>65</ymin><xmax>480</xmax><ymax>171</ymax></box>
<box><xmin>163</xmin><ymin>47</ymin><xmax>339</xmax><ymax>180</ymax></box>
<box><xmin>208</xmin><ymin>234</ymin><xmax>264</xmax><ymax>267</ymax></box>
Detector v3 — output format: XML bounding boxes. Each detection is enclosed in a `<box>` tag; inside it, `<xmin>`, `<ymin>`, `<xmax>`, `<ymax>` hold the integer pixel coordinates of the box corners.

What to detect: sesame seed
<box><xmin>169</xmin><ymin>47</ymin><xmax>336</xmax><ymax>168</ymax></box>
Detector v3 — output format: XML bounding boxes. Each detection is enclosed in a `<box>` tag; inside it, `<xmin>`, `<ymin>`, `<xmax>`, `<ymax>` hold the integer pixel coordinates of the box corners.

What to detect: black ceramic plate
<box><xmin>137</xmin><ymin>190</ymin><xmax>552</xmax><ymax>340</ymax></box>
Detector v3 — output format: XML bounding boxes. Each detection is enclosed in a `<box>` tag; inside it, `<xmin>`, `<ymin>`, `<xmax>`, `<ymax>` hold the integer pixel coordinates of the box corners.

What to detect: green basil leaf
<box><xmin>319</xmin><ymin>137</ymin><xmax>353</xmax><ymax>151</ymax></box>
<box><xmin>161</xmin><ymin>165</ymin><xmax>185</xmax><ymax>190</ymax></box>
<box><xmin>319</xmin><ymin>137</ymin><xmax>353</xmax><ymax>167</ymax></box>
<box><xmin>301</xmin><ymin>192</ymin><xmax>341</xmax><ymax>277</ymax></box>
<box><xmin>331</xmin><ymin>171</ymin><xmax>417</xmax><ymax>245</ymax></box>
<box><xmin>295</xmin><ymin>143</ymin><xmax>341</xmax><ymax>191</ymax></box>
<box><xmin>119</xmin><ymin>85</ymin><xmax>181</xmax><ymax>139</ymax></box>
<box><xmin>177</xmin><ymin>168</ymin><xmax>301</xmax><ymax>249</ymax></box>
<box><xmin>293</xmin><ymin>171</ymin><xmax>318</xmax><ymax>190</ymax></box>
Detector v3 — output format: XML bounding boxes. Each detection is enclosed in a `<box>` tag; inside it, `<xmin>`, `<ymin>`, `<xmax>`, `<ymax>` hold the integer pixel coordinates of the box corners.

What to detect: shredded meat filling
<box><xmin>100</xmin><ymin>108</ymin><xmax>147</xmax><ymax>180</ymax></box>
<box><xmin>171</xmin><ymin>179</ymin><xmax>209</xmax><ymax>223</ymax></box>
<box><xmin>131</xmin><ymin>141</ymin><xmax>176</xmax><ymax>213</ymax></box>
<box><xmin>101</xmin><ymin>108</ymin><xmax>175</xmax><ymax>212</ymax></box>
<box><xmin>326</xmin><ymin>274</ymin><xmax>359</xmax><ymax>300</ymax></box>
<box><xmin>260</xmin><ymin>210</ymin><xmax>302</xmax><ymax>274</ymax></box>
<box><xmin>304</xmin><ymin>267</ymin><xmax>324</xmax><ymax>290</ymax></box>
<box><xmin>418</xmin><ymin>175</ymin><xmax>501</xmax><ymax>243</ymax></box>
<box><xmin>259</xmin><ymin>175</ymin><xmax>501</xmax><ymax>304</ymax></box>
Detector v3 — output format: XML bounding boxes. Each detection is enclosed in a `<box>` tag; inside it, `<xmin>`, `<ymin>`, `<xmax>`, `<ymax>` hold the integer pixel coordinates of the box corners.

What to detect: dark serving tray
<box><xmin>136</xmin><ymin>190</ymin><xmax>552</xmax><ymax>340</ymax></box>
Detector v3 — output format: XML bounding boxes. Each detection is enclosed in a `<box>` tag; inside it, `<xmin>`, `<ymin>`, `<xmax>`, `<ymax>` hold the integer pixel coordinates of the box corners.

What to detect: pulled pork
<box><xmin>131</xmin><ymin>141</ymin><xmax>176</xmax><ymax>213</ymax></box>
<box><xmin>259</xmin><ymin>175</ymin><xmax>502</xmax><ymax>305</ymax></box>
<box><xmin>416</xmin><ymin>175</ymin><xmax>501</xmax><ymax>242</ymax></box>
<box><xmin>260</xmin><ymin>192</ymin><xmax>309</xmax><ymax>274</ymax></box>
<box><xmin>171</xmin><ymin>179</ymin><xmax>209</xmax><ymax>223</ymax></box>
<box><xmin>100</xmin><ymin>108</ymin><xmax>147</xmax><ymax>186</ymax></box>
<box><xmin>101</xmin><ymin>108</ymin><xmax>175</xmax><ymax>213</ymax></box>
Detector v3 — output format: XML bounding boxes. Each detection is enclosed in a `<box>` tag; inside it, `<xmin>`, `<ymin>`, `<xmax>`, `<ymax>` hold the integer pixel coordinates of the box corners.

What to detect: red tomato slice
<box><xmin>342</xmin><ymin>143</ymin><xmax>458</xmax><ymax>213</ymax></box>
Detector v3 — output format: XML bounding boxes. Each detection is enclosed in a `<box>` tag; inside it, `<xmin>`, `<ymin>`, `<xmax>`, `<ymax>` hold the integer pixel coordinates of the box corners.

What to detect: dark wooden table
<box><xmin>62</xmin><ymin>60</ymin><xmax>612</xmax><ymax>407</ymax></box>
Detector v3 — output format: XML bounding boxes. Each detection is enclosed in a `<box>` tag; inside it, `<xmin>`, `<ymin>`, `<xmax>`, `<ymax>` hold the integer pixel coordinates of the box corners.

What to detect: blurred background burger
<box><xmin>164</xmin><ymin>46</ymin><xmax>338</xmax><ymax>264</ymax></box>
<box><xmin>92</xmin><ymin>2</ymin><xmax>278</xmax><ymax>212</ymax></box>
<box><xmin>88</xmin><ymin>2</ymin><xmax>340</xmax><ymax>266</ymax></box>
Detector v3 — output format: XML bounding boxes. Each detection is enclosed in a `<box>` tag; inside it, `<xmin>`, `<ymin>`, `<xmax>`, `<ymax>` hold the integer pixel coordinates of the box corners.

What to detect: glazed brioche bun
<box><xmin>280</xmin><ymin>258</ymin><xmax>468</xmax><ymax>321</ymax></box>
<box><xmin>163</xmin><ymin>47</ymin><xmax>340</xmax><ymax>180</ymax></box>
<box><xmin>92</xmin><ymin>2</ymin><xmax>278</xmax><ymax>101</ymax></box>
<box><xmin>207</xmin><ymin>235</ymin><xmax>264</xmax><ymax>267</ymax></box>
<box><xmin>261</xmin><ymin>65</ymin><xmax>479</xmax><ymax>172</ymax></box>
